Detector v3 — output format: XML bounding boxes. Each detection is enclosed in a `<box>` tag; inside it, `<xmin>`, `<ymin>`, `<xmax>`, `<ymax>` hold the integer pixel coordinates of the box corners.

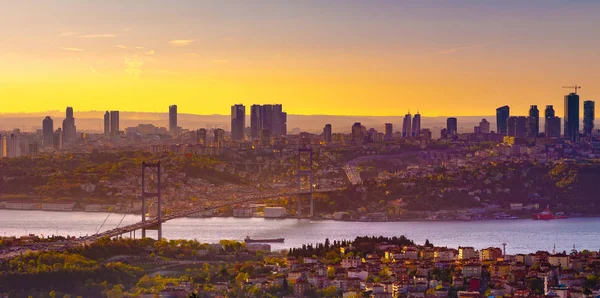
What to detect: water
<box><xmin>1</xmin><ymin>210</ymin><xmax>599</xmax><ymax>254</ymax></box>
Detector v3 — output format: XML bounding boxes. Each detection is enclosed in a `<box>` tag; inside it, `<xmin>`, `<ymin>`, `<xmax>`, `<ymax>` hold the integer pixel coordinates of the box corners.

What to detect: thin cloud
<box><xmin>89</xmin><ymin>66</ymin><xmax>108</xmax><ymax>77</ymax></box>
<box><xmin>116</xmin><ymin>45</ymin><xmax>129</xmax><ymax>49</ymax></box>
<box><xmin>436</xmin><ymin>42</ymin><xmax>496</xmax><ymax>55</ymax></box>
<box><xmin>80</xmin><ymin>34</ymin><xmax>117</xmax><ymax>38</ymax></box>
<box><xmin>135</xmin><ymin>46</ymin><xmax>144</xmax><ymax>50</ymax></box>
<box><xmin>146</xmin><ymin>50</ymin><xmax>155</xmax><ymax>55</ymax></box>
<box><xmin>58</xmin><ymin>31</ymin><xmax>78</xmax><ymax>37</ymax></box>
<box><xmin>169</xmin><ymin>39</ymin><xmax>195</xmax><ymax>47</ymax></box>
<box><xmin>60</xmin><ymin>47</ymin><xmax>84</xmax><ymax>52</ymax></box>
<box><xmin>125</xmin><ymin>55</ymin><xmax>144</xmax><ymax>78</ymax></box>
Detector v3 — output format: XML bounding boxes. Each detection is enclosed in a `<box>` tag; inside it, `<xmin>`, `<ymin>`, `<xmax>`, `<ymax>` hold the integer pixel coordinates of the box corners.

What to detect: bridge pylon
<box><xmin>141</xmin><ymin>161</ymin><xmax>162</xmax><ymax>240</ymax></box>
<box><xmin>297</xmin><ymin>146</ymin><xmax>314</xmax><ymax>217</ymax></box>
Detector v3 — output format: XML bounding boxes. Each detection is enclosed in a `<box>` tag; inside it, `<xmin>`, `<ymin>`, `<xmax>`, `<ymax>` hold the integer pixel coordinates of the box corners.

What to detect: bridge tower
<box><xmin>141</xmin><ymin>161</ymin><xmax>162</xmax><ymax>240</ymax></box>
<box><xmin>297</xmin><ymin>146</ymin><xmax>314</xmax><ymax>217</ymax></box>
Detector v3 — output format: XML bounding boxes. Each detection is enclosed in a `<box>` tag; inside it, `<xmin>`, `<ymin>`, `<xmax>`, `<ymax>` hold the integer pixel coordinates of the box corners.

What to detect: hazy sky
<box><xmin>1</xmin><ymin>0</ymin><xmax>598</xmax><ymax>116</ymax></box>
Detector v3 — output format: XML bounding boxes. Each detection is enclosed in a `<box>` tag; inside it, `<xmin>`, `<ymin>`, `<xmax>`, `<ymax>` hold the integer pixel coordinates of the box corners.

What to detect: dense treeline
<box><xmin>288</xmin><ymin>235</ymin><xmax>415</xmax><ymax>258</ymax></box>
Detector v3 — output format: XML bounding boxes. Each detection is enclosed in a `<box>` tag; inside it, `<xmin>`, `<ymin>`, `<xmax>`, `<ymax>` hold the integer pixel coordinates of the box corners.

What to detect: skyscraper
<box><xmin>42</xmin><ymin>116</ymin><xmax>54</xmax><ymax>148</ymax></box>
<box><xmin>544</xmin><ymin>105</ymin><xmax>556</xmax><ymax>136</ymax></box>
<box><xmin>479</xmin><ymin>118</ymin><xmax>490</xmax><ymax>134</ymax></box>
<box><xmin>546</xmin><ymin>117</ymin><xmax>561</xmax><ymax>138</ymax></box>
<box><xmin>213</xmin><ymin>128</ymin><xmax>225</xmax><ymax>148</ymax></box>
<box><xmin>446</xmin><ymin>117</ymin><xmax>458</xmax><ymax>136</ymax></box>
<box><xmin>62</xmin><ymin>107</ymin><xmax>76</xmax><ymax>143</ymax></box>
<box><xmin>564</xmin><ymin>92</ymin><xmax>580</xmax><ymax>142</ymax></box>
<box><xmin>528</xmin><ymin>105</ymin><xmax>539</xmax><ymax>137</ymax></box>
<box><xmin>508</xmin><ymin>116</ymin><xmax>528</xmax><ymax>138</ymax></box>
<box><xmin>104</xmin><ymin>111</ymin><xmax>110</xmax><ymax>136</ymax></box>
<box><xmin>496</xmin><ymin>106</ymin><xmax>510</xmax><ymax>135</ymax></box>
<box><xmin>198</xmin><ymin>128</ymin><xmax>207</xmax><ymax>145</ymax></box>
<box><xmin>402</xmin><ymin>112</ymin><xmax>412</xmax><ymax>137</ymax></box>
<box><xmin>384</xmin><ymin>123</ymin><xmax>393</xmax><ymax>141</ymax></box>
<box><xmin>110</xmin><ymin>111</ymin><xmax>120</xmax><ymax>136</ymax></box>
<box><xmin>231</xmin><ymin>104</ymin><xmax>246</xmax><ymax>141</ymax></box>
<box><xmin>7</xmin><ymin>134</ymin><xmax>21</xmax><ymax>158</ymax></box>
<box><xmin>250</xmin><ymin>105</ymin><xmax>262</xmax><ymax>139</ymax></box>
<box><xmin>53</xmin><ymin>128</ymin><xmax>63</xmax><ymax>150</ymax></box>
<box><xmin>352</xmin><ymin>122</ymin><xmax>363</xmax><ymax>145</ymax></box>
<box><xmin>545</xmin><ymin>105</ymin><xmax>555</xmax><ymax>119</ymax></box>
<box><xmin>0</xmin><ymin>135</ymin><xmax>6</xmax><ymax>157</ymax></box>
<box><xmin>411</xmin><ymin>112</ymin><xmax>421</xmax><ymax>137</ymax></box>
<box><xmin>169</xmin><ymin>105</ymin><xmax>178</xmax><ymax>133</ymax></box>
<box><xmin>323</xmin><ymin>124</ymin><xmax>332</xmax><ymax>144</ymax></box>
<box><xmin>583</xmin><ymin>100</ymin><xmax>595</xmax><ymax>135</ymax></box>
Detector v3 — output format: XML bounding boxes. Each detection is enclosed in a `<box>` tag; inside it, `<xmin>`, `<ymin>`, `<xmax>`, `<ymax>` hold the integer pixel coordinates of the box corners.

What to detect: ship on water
<box><xmin>244</xmin><ymin>236</ymin><xmax>285</xmax><ymax>243</ymax></box>
<box><xmin>532</xmin><ymin>206</ymin><xmax>568</xmax><ymax>220</ymax></box>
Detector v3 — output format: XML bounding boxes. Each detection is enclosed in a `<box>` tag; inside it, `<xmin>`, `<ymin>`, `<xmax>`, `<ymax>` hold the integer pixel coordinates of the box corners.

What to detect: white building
<box><xmin>264</xmin><ymin>207</ymin><xmax>286</xmax><ymax>218</ymax></box>
<box><xmin>41</xmin><ymin>202</ymin><xmax>75</xmax><ymax>211</ymax></box>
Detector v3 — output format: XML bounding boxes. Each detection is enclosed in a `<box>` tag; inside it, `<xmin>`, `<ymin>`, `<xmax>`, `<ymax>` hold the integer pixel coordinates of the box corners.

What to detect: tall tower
<box><xmin>250</xmin><ymin>105</ymin><xmax>262</xmax><ymax>139</ymax></box>
<box><xmin>446</xmin><ymin>117</ymin><xmax>458</xmax><ymax>136</ymax></box>
<box><xmin>411</xmin><ymin>112</ymin><xmax>421</xmax><ymax>137</ymax></box>
<box><xmin>62</xmin><ymin>107</ymin><xmax>76</xmax><ymax>143</ymax></box>
<box><xmin>323</xmin><ymin>124</ymin><xmax>332</xmax><ymax>144</ymax></box>
<box><xmin>104</xmin><ymin>111</ymin><xmax>110</xmax><ymax>136</ymax></box>
<box><xmin>479</xmin><ymin>119</ymin><xmax>490</xmax><ymax>134</ymax></box>
<box><xmin>528</xmin><ymin>105</ymin><xmax>539</xmax><ymax>137</ymax></box>
<box><xmin>110</xmin><ymin>111</ymin><xmax>120</xmax><ymax>136</ymax></box>
<box><xmin>230</xmin><ymin>104</ymin><xmax>246</xmax><ymax>141</ymax></box>
<box><xmin>352</xmin><ymin>122</ymin><xmax>363</xmax><ymax>145</ymax></box>
<box><xmin>169</xmin><ymin>105</ymin><xmax>178</xmax><ymax>134</ymax></box>
<box><xmin>564</xmin><ymin>93</ymin><xmax>580</xmax><ymax>142</ymax></box>
<box><xmin>42</xmin><ymin>116</ymin><xmax>54</xmax><ymax>148</ymax></box>
<box><xmin>402</xmin><ymin>112</ymin><xmax>412</xmax><ymax>137</ymax></box>
<box><xmin>583</xmin><ymin>100</ymin><xmax>595</xmax><ymax>135</ymax></box>
<box><xmin>384</xmin><ymin>123</ymin><xmax>393</xmax><ymax>141</ymax></box>
<box><xmin>496</xmin><ymin>106</ymin><xmax>510</xmax><ymax>135</ymax></box>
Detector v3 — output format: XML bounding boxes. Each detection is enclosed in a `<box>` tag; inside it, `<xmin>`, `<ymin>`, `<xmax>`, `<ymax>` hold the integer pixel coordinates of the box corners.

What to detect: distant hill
<box><xmin>0</xmin><ymin>111</ymin><xmax>497</xmax><ymax>137</ymax></box>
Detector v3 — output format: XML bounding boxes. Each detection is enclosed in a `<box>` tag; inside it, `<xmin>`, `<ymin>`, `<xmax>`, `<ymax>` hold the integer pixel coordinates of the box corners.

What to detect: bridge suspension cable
<box><xmin>95</xmin><ymin>213</ymin><xmax>112</xmax><ymax>235</ymax></box>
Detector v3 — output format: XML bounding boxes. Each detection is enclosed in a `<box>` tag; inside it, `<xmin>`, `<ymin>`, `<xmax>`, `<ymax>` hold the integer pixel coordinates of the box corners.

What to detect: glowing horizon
<box><xmin>1</xmin><ymin>1</ymin><xmax>599</xmax><ymax>117</ymax></box>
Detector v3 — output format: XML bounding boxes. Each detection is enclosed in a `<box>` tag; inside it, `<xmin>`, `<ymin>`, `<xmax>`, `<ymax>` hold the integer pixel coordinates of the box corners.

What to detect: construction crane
<box><xmin>562</xmin><ymin>85</ymin><xmax>582</xmax><ymax>94</ymax></box>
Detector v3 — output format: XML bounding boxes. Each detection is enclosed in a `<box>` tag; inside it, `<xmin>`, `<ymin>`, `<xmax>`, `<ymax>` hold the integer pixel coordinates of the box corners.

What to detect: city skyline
<box><xmin>1</xmin><ymin>1</ymin><xmax>600</xmax><ymax>116</ymax></box>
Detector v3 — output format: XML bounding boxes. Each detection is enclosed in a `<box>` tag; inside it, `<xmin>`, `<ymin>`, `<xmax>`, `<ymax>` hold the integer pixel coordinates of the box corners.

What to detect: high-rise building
<box><xmin>508</xmin><ymin>116</ymin><xmax>528</xmax><ymax>138</ymax></box>
<box><xmin>169</xmin><ymin>105</ymin><xmax>178</xmax><ymax>133</ymax></box>
<box><xmin>528</xmin><ymin>105</ymin><xmax>539</xmax><ymax>137</ymax></box>
<box><xmin>546</xmin><ymin>116</ymin><xmax>561</xmax><ymax>138</ymax></box>
<box><xmin>230</xmin><ymin>104</ymin><xmax>246</xmax><ymax>141</ymax></box>
<box><xmin>323</xmin><ymin>124</ymin><xmax>332</xmax><ymax>144</ymax></box>
<box><xmin>411</xmin><ymin>112</ymin><xmax>421</xmax><ymax>137</ymax></box>
<box><xmin>104</xmin><ymin>111</ymin><xmax>110</xmax><ymax>136</ymax></box>
<box><xmin>544</xmin><ymin>105</ymin><xmax>555</xmax><ymax>136</ymax></box>
<box><xmin>446</xmin><ymin>117</ymin><xmax>458</xmax><ymax>136</ymax></box>
<box><xmin>213</xmin><ymin>128</ymin><xmax>225</xmax><ymax>148</ymax></box>
<box><xmin>352</xmin><ymin>122</ymin><xmax>363</xmax><ymax>145</ymax></box>
<box><xmin>402</xmin><ymin>113</ymin><xmax>412</xmax><ymax>137</ymax></box>
<box><xmin>564</xmin><ymin>92</ymin><xmax>580</xmax><ymax>142</ymax></box>
<box><xmin>0</xmin><ymin>135</ymin><xmax>6</xmax><ymax>157</ymax></box>
<box><xmin>7</xmin><ymin>134</ymin><xmax>21</xmax><ymax>158</ymax></box>
<box><xmin>384</xmin><ymin>123</ymin><xmax>393</xmax><ymax>141</ymax></box>
<box><xmin>53</xmin><ymin>128</ymin><xmax>63</xmax><ymax>150</ymax></box>
<box><xmin>42</xmin><ymin>116</ymin><xmax>54</xmax><ymax>148</ymax></box>
<box><xmin>249</xmin><ymin>104</ymin><xmax>286</xmax><ymax>138</ymax></box>
<box><xmin>197</xmin><ymin>129</ymin><xmax>207</xmax><ymax>145</ymax></box>
<box><xmin>583</xmin><ymin>100</ymin><xmax>595</xmax><ymax>135</ymax></box>
<box><xmin>110</xmin><ymin>111</ymin><xmax>120</xmax><ymax>136</ymax></box>
<box><xmin>62</xmin><ymin>106</ymin><xmax>77</xmax><ymax>143</ymax></box>
<box><xmin>440</xmin><ymin>128</ymin><xmax>448</xmax><ymax>139</ymax></box>
<box><xmin>496</xmin><ymin>106</ymin><xmax>510</xmax><ymax>135</ymax></box>
<box><xmin>479</xmin><ymin>118</ymin><xmax>490</xmax><ymax>134</ymax></box>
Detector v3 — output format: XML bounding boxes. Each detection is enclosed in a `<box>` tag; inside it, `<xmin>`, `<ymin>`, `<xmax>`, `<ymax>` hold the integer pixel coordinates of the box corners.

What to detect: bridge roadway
<box><xmin>87</xmin><ymin>188</ymin><xmax>339</xmax><ymax>241</ymax></box>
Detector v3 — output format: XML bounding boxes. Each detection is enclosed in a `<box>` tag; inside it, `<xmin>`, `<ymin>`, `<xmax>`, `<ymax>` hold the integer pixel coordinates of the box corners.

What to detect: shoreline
<box><xmin>1</xmin><ymin>208</ymin><xmax>599</xmax><ymax>222</ymax></box>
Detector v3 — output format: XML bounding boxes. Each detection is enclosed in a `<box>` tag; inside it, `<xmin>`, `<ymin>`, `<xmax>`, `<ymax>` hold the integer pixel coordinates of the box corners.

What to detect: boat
<box><xmin>244</xmin><ymin>236</ymin><xmax>285</xmax><ymax>243</ymax></box>
<box><xmin>532</xmin><ymin>206</ymin><xmax>568</xmax><ymax>220</ymax></box>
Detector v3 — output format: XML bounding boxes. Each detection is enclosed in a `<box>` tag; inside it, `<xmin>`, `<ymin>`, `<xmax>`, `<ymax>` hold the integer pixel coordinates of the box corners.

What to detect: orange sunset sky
<box><xmin>1</xmin><ymin>1</ymin><xmax>599</xmax><ymax>117</ymax></box>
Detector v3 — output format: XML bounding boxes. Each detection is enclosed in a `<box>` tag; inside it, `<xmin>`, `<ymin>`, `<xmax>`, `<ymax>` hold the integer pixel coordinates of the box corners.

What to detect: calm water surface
<box><xmin>1</xmin><ymin>210</ymin><xmax>598</xmax><ymax>254</ymax></box>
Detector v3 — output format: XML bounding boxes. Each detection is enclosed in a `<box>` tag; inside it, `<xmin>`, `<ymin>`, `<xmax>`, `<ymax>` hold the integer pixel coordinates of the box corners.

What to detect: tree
<box><xmin>49</xmin><ymin>291</ymin><xmax>56</xmax><ymax>298</ymax></box>
<box><xmin>106</xmin><ymin>285</ymin><xmax>124</xmax><ymax>298</ymax></box>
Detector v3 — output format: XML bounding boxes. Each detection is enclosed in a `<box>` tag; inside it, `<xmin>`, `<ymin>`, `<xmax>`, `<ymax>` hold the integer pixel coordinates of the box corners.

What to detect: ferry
<box><xmin>532</xmin><ymin>206</ymin><xmax>568</xmax><ymax>220</ymax></box>
<box><xmin>244</xmin><ymin>236</ymin><xmax>285</xmax><ymax>243</ymax></box>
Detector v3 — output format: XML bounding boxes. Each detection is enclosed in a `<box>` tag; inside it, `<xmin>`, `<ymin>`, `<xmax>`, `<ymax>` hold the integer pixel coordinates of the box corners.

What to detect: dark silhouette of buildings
<box><xmin>42</xmin><ymin>116</ymin><xmax>53</xmax><ymax>148</ymax></box>
<box><xmin>213</xmin><ymin>128</ymin><xmax>224</xmax><ymax>148</ymax></box>
<box><xmin>62</xmin><ymin>107</ymin><xmax>76</xmax><ymax>144</ymax></box>
<box><xmin>402</xmin><ymin>112</ymin><xmax>411</xmax><ymax>137</ymax></box>
<box><xmin>545</xmin><ymin>116</ymin><xmax>561</xmax><ymax>138</ymax></box>
<box><xmin>583</xmin><ymin>100</ymin><xmax>595</xmax><ymax>135</ymax></box>
<box><xmin>103</xmin><ymin>111</ymin><xmax>110</xmax><ymax>136</ymax></box>
<box><xmin>384</xmin><ymin>123</ymin><xmax>393</xmax><ymax>141</ymax></box>
<box><xmin>230</xmin><ymin>104</ymin><xmax>246</xmax><ymax>141</ymax></box>
<box><xmin>352</xmin><ymin>122</ymin><xmax>363</xmax><ymax>145</ymax></box>
<box><xmin>197</xmin><ymin>128</ymin><xmax>207</xmax><ymax>145</ymax></box>
<box><xmin>496</xmin><ymin>106</ymin><xmax>510</xmax><ymax>135</ymax></box>
<box><xmin>105</xmin><ymin>111</ymin><xmax>120</xmax><ymax>136</ymax></box>
<box><xmin>249</xmin><ymin>104</ymin><xmax>287</xmax><ymax>139</ymax></box>
<box><xmin>528</xmin><ymin>105</ymin><xmax>539</xmax><ymax>137</ymax></box>
<box><xmin>508</xmin><ymin>116</ymin><xmax>527</xmax><ymax>138</ymax></box>
<box><xmin>545</xmin><ymin>105</ymin><xmax>555</xmax><ymax>119</ymax></box>
<box><xmin>564</xmin><ymin>92</ymin><xmax>579</xmax><ymax>142</ymax></box>
<box><xmin>479</xmin><ymin>118</ymin><xmax>490</xmax><ymax>134</ymax></box>
<box><xmin>323</xmin><ymin>124</ymin><xmax>332</xmax><ymax>144</ymax></box>
<box><xmin>169</xmin><ymin>105</ymin><xmax>178</xmax><ymax>134</ymax></box>
<box><xmin>446</xmin><ymin>117</ymin><xmax>457</xmax><ymax>136</ymax></box>
<box><xmin>411</xmin><ymin>112</ymin><xmax>421</xmax><ymax>137</ymax></box>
